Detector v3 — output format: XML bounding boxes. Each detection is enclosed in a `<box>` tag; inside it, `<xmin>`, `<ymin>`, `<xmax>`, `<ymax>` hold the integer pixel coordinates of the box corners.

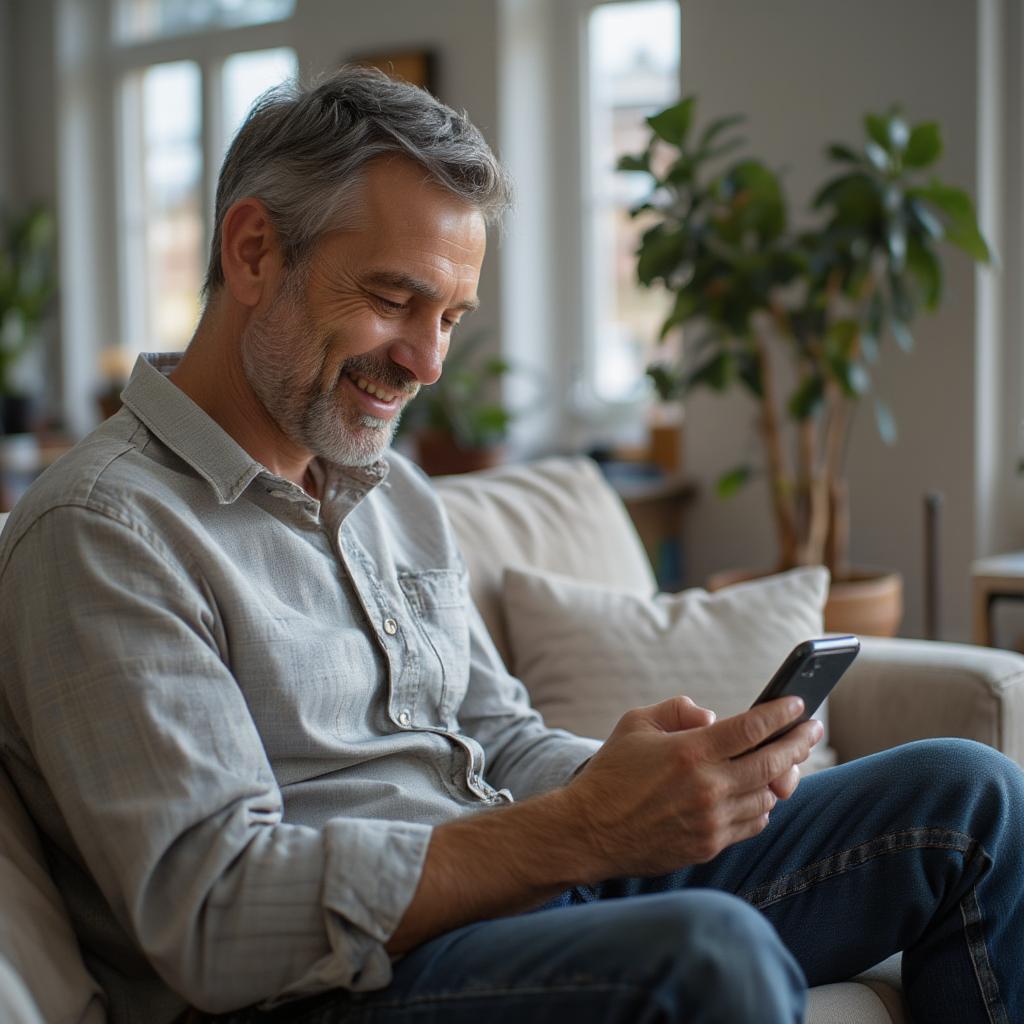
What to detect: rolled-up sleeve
<box><xmin>0</xmin><ymin>505</ymin><xmax>431</xmax><ymax>1013</ymax></box>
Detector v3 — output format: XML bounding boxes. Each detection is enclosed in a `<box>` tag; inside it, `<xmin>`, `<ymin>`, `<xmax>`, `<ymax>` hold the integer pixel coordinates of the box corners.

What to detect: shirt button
<box><xmin>383</xmin><ymin>617</ymin><xmax>398</xmax><ymax>636</ymax></box>
<box><xmin>397</xmin><ymin>709</ymin><xmax>412</xmax><ymax>726</ymax></box>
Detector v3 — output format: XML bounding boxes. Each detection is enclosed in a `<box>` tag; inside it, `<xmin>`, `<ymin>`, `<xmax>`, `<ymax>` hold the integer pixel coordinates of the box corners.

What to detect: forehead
<box><xmin>315</xmin><ymin>157</ymin><xmax>487</xmax><ymax>291</ymax></box>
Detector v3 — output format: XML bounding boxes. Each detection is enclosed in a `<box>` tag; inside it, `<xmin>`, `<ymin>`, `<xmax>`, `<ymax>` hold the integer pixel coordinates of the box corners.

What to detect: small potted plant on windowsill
<box><xmin>0</xmin><ymin>204</ymin><xmax>57</xmax><ymax>436</ymax></box>
<box><xmin>620</xmin><ymin>97</ymin><xmax>991</xmax><ymax>635</ymax></box>
<box><xmin>399</xmin><ymin>329</ymin><xmax>516</xmax><ymax>477</ymax></box>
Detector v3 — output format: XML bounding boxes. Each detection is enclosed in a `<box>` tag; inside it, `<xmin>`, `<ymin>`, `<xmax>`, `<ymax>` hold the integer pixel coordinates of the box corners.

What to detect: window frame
<box><xmin>55</xmin><ymin>0</ymin><xmax>297</xmax><ymax>434</ymax></box>
<box><xmin>553</xmin><ymin>0</ymin><xmax>682</xmax><ymax>438</ymax></box>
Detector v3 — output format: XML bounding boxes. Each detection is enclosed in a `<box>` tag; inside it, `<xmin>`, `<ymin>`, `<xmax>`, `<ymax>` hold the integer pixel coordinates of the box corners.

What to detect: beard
<box><xmin>239</xmin><ymin>274</ymin><xmax>418</xmax><ymax>467</ymax></box>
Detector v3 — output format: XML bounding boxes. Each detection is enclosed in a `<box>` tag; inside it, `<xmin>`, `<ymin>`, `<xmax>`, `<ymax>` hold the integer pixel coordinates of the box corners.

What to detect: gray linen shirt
<box><xmin>0</xmin><ymin>355</ymin><xmax>601</xmax><ymax>1023</ymax></box>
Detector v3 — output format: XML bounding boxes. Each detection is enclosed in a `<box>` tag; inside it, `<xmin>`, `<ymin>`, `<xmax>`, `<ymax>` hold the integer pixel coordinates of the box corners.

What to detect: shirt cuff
<box><xmin>268</xmin><ymin>818</ymin><xmax>432</xmax><ymax>1003</ymax></box>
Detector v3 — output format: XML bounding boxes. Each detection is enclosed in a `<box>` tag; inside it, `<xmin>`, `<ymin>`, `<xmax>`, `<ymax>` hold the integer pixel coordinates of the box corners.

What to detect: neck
<box><xmin>170</xmin><ymin>299</ymin><xmax>315</xmax><ymax>492</ymax></box>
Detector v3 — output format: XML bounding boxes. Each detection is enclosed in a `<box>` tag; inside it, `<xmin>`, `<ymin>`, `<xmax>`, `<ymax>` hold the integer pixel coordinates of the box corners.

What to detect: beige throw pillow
<box><xmin>503</xmin><ymin>565</ymin><xmax>836</xmax><ymax>772</ymax></box>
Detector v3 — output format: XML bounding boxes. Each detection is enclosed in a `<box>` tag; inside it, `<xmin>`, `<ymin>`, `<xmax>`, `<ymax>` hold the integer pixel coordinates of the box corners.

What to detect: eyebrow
<box><xmin>363</xmin><ymin>270</ymin><xmax>480</xmax><ymax>313</ymax></box>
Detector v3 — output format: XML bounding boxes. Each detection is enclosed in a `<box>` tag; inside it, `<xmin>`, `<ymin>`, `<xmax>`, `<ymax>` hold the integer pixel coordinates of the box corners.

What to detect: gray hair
<box><xmin>204</xmin><ymin>65</ymin><xmax>513</xmax><ymax>295</ymax></box>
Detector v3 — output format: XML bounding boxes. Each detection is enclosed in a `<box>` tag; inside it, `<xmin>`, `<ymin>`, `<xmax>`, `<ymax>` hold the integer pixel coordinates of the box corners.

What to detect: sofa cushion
<box><xmin>434</xmin><ymin>457</ymin><xmax>656</xmax><ymax>665</ymax></box>
<box><xmin>502</xmin><ymin>564</ymin><xmax>836</xmax><ymax>769</ymax></box>
<box><xmin>0</xmin><ymin>761</ymin><xmax>106</xmax><ymax>1023</ymax></box>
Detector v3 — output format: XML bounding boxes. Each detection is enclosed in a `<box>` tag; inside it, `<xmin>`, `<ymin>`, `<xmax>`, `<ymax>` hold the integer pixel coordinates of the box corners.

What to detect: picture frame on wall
<box><xmin>348</xmin><ymin>50</ymin><xmax>436</xmax><ymax>93</ymax></box>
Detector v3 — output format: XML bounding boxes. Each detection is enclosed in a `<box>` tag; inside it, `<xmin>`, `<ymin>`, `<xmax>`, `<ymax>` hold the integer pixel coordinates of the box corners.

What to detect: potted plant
<box><xmin>399</xmin><ymin>328</ymin><xmax>515</xmax><ymax>476</ymax></box>
<box><xmin>0</xmin><ymin>204</ymin><xmax>57</xmax><ymax>435</ymax></box>
<box><xmin>621</xmin><ymin>97</ymin><xmax>991</xmax><ymax>634</ymax></box>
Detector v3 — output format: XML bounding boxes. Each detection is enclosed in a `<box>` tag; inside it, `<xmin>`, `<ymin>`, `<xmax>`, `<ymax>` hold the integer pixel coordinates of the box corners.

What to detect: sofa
<box><xmin>3</xmin><ymin>454</ymin><xmax>1024</xmax><ymax>1023</ymax></box>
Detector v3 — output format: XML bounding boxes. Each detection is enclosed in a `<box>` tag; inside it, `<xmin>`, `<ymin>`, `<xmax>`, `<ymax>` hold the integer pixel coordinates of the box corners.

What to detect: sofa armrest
<box><xmin>829</xmin><ymin>636</ymin><xmax>1024</xmax><ymax>766</ymax></box>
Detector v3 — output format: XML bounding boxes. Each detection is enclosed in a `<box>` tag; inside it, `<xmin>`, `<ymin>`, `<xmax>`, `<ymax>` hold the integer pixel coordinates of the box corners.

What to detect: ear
<box><xmin>219</xmin><ymin>198</ymin><xmax>284</xmax><ymax>308</ymax></box>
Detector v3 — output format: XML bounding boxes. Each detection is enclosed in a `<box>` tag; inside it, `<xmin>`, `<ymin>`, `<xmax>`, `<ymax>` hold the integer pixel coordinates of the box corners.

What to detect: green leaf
<box><xmin>865</xmin><ymin>113</ymin><xmax>891</xmax><ymax>152</ymax></box>
<box><xmin>812</xmin><ymin>172</ymin><xmax>882</xmax><ymax>224</ymax></box>
<box><xmin>647</xmin><ymin>97</ymin><xmax>697</xmax><ymax>146</ymax></box>
<box><xmin>910</xmin><ymin>180</ymin><xmax>992</xmax><ymax>262</ymax></box>
<box><xmin>646</xmin><ymin>363</ymin><xmax>684</xmax><ymax>402</ymax></box>
<box><xmin>874</xmin><ymin>399</ymin><xmax>898</xmax><ymax>445</ymax></box>
<box><xmin>890</xmin><ymin>317</ymin><xmax>914</xmax><ymax>352</ymax></box>
<box><xmin>904</xmin><ymin>122</ymin><xmax>942</xmax><ymax>168</ymax></box>
<box><xmin>886</xmin><ymin>217</ymin><xmax>907</xmax><ymax>272</ymax></box>
<box><xmin>687</xmin><ymin>351</ymin><xmax>733</xmax><ymax>392</ymax></box>
<box><xmin>716</xmin><ymin>465</ymin><xmax>752</xmax><ymax>498</ymax></box>
<box><xmin>617</xmin><ymin>152</ymin><xmax>651</xmax><ymax>173</ymax></box>
<box><xmin>906</xmin><ymin>234</ymin><xmax>942</xmax><ymax>308</ymax></box>
<box><xmin>636</xmin><ymin>224</ymin><xmax>685</xmax><ymax>286</ymax></box>
<box><xmin>827</xmin><ymin>143</ymin><xmax>862</xmax><ymax>164</ymax></box>
<box><xmin>907</xmin><ymin>198</ymin><xmax>943</xmax><ymax>240</ymax></box>
<box><xmin>887</xmin><ymin>114</ymin><xmax>910</xmax><ymax>152</ymax></box>
<box><xmin>719</xmin><ymin>159</ymin><xmax>787</xmax><ymax>241</ymax></box>
<box><xmin>737</xmin><ymin>351</ymin><xmax>764</xmax><ymax>397</ymax></box>
<box><xmin>865</xmin><ymin>140</ymin><xmax>890</xmax><ymax>172</ymax></box>
<box><xmin>788</xmin><ymin>375</ymin><xmax>825</xmax><ymax>420</ymax></box>
<box><xmin>659</xmin><ymin>287</ymin><xmax>700</xmax><ymax>339</ymax></box>
<box><xmin>697</xmin><ymin>113</ymin><xmax>746</xmax><ymax>149</ymax></box>
<box><xmin>845</xmin><ymin>361</ymin><xmax>871</xmax><ymax>397</ymax></box>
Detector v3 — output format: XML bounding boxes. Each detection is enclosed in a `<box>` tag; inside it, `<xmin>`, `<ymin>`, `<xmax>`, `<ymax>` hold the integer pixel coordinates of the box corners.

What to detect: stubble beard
<box><xmin>240</xmin><ymin>275</ymin><xmax>417</xmax><ymax>467</ymax></box>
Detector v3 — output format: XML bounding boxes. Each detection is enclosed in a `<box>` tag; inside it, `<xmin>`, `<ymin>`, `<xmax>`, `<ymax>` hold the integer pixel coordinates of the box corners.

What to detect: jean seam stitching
<box><xmin>960</xmin><ymin>886</ymin><xmax>1009</xmax><ymax>1024</ymax></box>
<box><xmin>740</xmin><ymin>827</ymin><xmax>973</xmax><ymax>908</ymax></box>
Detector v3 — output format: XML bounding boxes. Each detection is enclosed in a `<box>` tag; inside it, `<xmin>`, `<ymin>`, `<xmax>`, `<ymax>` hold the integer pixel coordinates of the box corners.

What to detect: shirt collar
<box><xmin>120</xmin><ymin>354</ymin><xmax>264</xmax><ymax>504</ymax></box>
<box><xmin>120</xmin><ymin>353</ymin><xmax>390</xmax><ymax>505</ymax></box>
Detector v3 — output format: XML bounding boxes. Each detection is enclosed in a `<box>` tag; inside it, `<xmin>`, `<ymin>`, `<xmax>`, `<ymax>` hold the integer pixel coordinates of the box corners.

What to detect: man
<box><xmin>1</xmin><ymin>67</ymin><xmax>1022</xmax><ymax>1024</ymax></box>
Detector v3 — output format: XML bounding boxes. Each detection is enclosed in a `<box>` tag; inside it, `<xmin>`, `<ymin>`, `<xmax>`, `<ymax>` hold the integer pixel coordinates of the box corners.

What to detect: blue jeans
<box><xmin>196</xmin><ymin>740</ymin><xmax>1024</xmax><ymax>1023</ymax></box>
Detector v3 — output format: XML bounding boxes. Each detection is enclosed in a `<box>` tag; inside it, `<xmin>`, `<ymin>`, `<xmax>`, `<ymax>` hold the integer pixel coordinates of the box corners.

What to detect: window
<box><xmin>117</xmin><ymin>45</ymin><xmax>298</xmax><ymax>355</ymax></box>
<box><xmin>116</xmin><ymin>0</ymin><xmax>295</xmax><ymax>43</ymax></box>
<box><xmin>583</xmin><ymin>0</ymin><xmax>680</xmax><ymax>404</ymax></box>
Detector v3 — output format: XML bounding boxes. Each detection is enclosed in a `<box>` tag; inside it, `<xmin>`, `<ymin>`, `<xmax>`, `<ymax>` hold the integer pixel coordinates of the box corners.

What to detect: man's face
<box><xmin>240</xmin><ymin>157</ymin><xmax>487</xmax><ymax>467</ymax></box>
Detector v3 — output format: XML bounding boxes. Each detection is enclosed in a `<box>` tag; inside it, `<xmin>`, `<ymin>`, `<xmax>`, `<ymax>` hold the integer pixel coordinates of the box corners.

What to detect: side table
<box><xmin>598</xmin><ymin>462</ymin><xmax>697</xmax><ymax>591</ymax></box>
<box><xmin>971</xmin><ymin>551</ymin><xmax>1024</xmax><ymax>646</ymax></box>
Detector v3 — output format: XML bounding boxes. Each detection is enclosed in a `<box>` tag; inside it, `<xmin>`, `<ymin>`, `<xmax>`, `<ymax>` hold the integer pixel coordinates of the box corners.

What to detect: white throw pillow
<box><xmin>503</xmin><ymin>565</ymin><xmax>836</xmax><ymax>771</ymax></box>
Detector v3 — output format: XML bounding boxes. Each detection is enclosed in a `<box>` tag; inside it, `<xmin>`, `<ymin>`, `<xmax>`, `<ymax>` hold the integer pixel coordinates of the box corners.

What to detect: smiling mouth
<box><xmin>346</xmin><ymin>371</ymin><xmax>402</xmax><ymax>403</ymax></box>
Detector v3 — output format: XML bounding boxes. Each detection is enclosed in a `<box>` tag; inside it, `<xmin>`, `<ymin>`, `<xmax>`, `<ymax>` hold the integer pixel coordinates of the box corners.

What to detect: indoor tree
<box><xmin>623</xmin><ymin>97</ymin><xmax>991</xmax><ymax>579</ymax></box>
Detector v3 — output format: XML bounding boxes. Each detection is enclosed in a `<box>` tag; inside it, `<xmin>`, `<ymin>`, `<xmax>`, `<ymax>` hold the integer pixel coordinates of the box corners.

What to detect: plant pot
<box><xmin>414</xmin><ymin>430</ymin><xmax>504</xmax><ymax>477</ymax></box>
<box><xmin>707</xmin><ymin>566</ymin><xmax>904</xmax><ymax>637</ymax></box>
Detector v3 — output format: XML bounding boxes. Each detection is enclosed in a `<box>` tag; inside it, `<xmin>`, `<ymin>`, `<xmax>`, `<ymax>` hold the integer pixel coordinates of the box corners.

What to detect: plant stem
<box><xmin>822</xmin><ymin>382</ymin><xmax>850</xmax><ymax>578</ymax></box>
<box><xmin>753</xmin><ymin>329</ymin><xmax>798</xmax><ymax>568</ymax></box>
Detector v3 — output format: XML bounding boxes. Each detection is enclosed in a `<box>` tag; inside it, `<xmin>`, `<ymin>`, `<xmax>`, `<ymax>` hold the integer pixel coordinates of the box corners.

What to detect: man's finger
<box><xmin>641</xmin><ymin>695</ymin><xmax>717</xmax><ymax>733</ymax></box>
<box><xmin>729</xmin><ymin>720</ymin><xmax>823</xmax><ymax>793</ymax></box>
<box><xmin>707</xmin><ymin>697</ymin><xmax>805</xmax><ymax>759</ymax></box>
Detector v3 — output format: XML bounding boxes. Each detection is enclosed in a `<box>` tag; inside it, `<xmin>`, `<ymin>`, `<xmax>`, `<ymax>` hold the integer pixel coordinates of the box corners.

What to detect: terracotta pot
<box><xmin>707</xmin><ymin>566</ymin><xmax>904</xmax><ymax>637</ymax></box>
<box><xmin>414</xmin><ymin>430</ymin><xmax>504</xmax><ymax>477</ymax></box>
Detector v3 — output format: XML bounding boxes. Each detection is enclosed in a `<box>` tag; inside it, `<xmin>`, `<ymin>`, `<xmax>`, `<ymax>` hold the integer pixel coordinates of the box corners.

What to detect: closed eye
<box><xmin>372</xmin><ymin>294</ymin><xmax>406</xmax><ymax>313</ymax></box>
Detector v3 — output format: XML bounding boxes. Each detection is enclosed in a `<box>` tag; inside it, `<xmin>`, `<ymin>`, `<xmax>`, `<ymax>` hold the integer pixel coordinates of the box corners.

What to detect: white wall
<box><xmin>678</xmin><ymin>0</ymin><xmax>983</xmax><ymax>640</ymax></box>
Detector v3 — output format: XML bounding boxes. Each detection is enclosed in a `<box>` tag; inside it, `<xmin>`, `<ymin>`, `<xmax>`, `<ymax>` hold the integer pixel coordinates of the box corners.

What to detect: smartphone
<box><xmin>748</xmin><ymin>635</ymin><xmax>860</xmax><ymax>749</ymax></box>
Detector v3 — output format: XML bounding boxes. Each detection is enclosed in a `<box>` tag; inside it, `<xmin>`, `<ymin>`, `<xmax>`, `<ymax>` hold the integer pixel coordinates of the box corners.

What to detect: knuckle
<box><xmin>738</xmin><ymin>715</ymin><xmax>763</xmax><ymax>750</ymax></box>
<box><xmin>693</xmin><ymin>837</ymin><xmax>720</xmax><ymax>863</ymax></box>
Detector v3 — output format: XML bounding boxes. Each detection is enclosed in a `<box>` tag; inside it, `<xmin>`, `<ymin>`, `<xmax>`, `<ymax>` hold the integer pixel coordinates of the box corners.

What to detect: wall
<box><xmin>0</xmin><ymin>0</ymin><xmax>15</xmax><ymax>205</ymax></box>
<box><xmin>678</xmin><ymin>0</ymin><xmax>983</xmax><ymax>640</ymax></box>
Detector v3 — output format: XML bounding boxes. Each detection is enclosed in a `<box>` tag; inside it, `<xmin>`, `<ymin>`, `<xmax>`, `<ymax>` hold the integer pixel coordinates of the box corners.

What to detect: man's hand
<box><xmin>562</xmin><ymin>695</ymin><xmax>822</xmax><ymax>880</ymax></box>
<box><xmin>387</xmin><ymin>694</ymin><xmax>819</xmax><ymax>955</ymax></box>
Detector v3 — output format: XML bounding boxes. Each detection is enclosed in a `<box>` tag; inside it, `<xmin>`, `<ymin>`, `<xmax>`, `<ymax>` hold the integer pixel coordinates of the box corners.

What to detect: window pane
<box><xmin>122</xmin><ymin>60</ymin><xmax>203</xmax><ymax>354</ymax></box>
<box><xmin>117</xmin><ymin>0</ymin><xmax>295</xmax><ymax>43</ymax></box>
<box><xmin>221</xmin><ymin>47</ymin><xmax>298</xmax><ymax>156</ymax></box>
<box><xmin>587</xmin><ymin>0</ymin><xmax>680</xmax><ymax>403</ymax></box>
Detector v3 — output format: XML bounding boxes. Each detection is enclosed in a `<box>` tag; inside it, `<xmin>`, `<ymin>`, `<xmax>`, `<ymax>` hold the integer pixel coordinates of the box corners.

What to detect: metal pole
<box><xmin>924</xmin><ymin>492</ymin><xmax>943</xmax><ymax>640</ymax></box>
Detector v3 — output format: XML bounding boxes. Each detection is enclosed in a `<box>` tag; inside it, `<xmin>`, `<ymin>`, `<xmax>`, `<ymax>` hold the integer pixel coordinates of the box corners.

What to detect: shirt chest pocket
<box><xmin>397</xmin><ymin>568</ymin><xmax>470</xmax><ymax>725</ymax></box>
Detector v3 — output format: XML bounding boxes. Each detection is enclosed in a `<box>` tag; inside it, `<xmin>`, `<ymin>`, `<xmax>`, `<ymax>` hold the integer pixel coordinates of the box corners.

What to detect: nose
<box><xmin>388</xmin><ymin>323</ymin><xmax>448</xmax><ymax>386</ymax></box>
